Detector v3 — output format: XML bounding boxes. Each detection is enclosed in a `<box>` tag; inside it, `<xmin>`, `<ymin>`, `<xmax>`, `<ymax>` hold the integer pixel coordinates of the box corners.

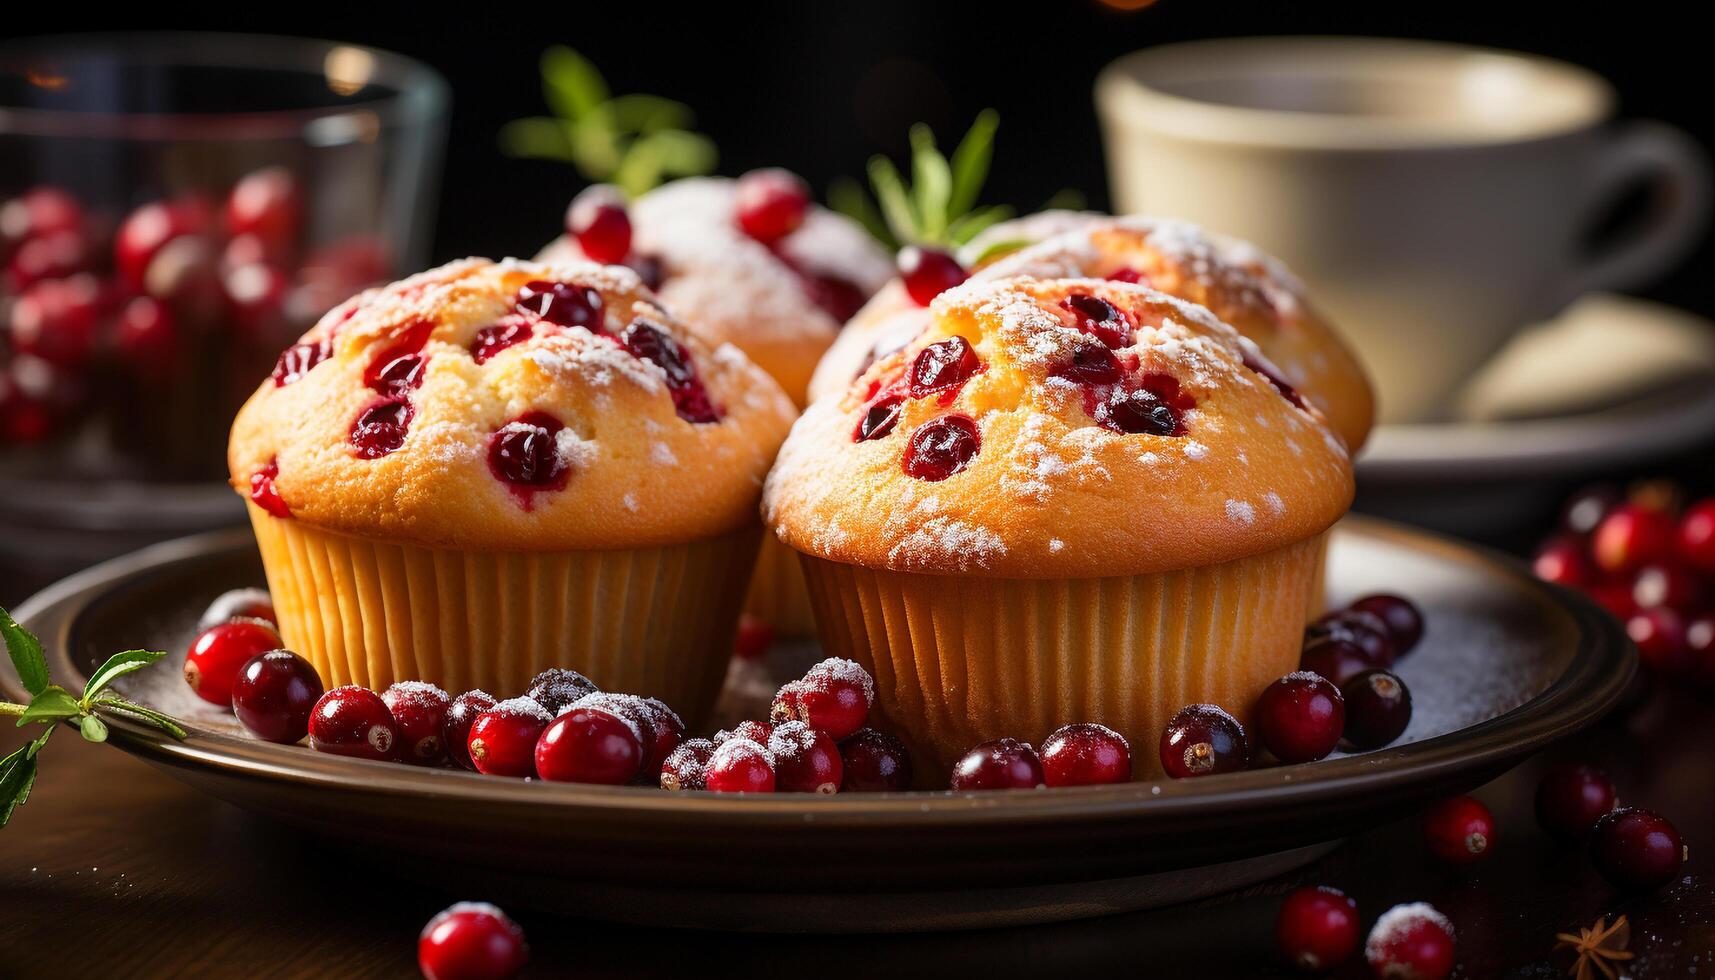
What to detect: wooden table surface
<box><xmin>1</xmin><ymin>682</ymin><xmax>1710</xmax><ymax>979</ymax></box>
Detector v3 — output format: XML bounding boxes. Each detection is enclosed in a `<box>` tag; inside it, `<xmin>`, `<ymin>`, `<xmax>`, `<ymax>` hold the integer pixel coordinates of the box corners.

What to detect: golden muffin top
<box><xmin>229</xmin><ymin>257</ymin><xmax>796</xmax><ymax>551</ymax></box>
<box><xmin>766</xmin><ymin>276</ymin><xmax>1354</xmax><ymax>578</ymax></box>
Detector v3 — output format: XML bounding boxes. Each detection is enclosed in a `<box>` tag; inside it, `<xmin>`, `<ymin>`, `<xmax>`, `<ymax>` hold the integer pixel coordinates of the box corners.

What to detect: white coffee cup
<box><xmin>1096</xmin><ymin>37</ymin><xmax>1710</xmax><ymax>423</ymax></box>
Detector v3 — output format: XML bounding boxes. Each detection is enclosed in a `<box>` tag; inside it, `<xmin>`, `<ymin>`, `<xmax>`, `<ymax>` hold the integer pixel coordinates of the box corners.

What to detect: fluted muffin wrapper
<box><xmin>743</xmin><ymin>536</ymin><xmax>819</xmax><ymax>637</ymax></box>
<box><xmin>798</xmin><ymin>533</ymin><xmax>1325</xmax><ymax>784</ymax></box>
<box><xmin>248</xmin><ymin>503</ymin><xmax>757</xmax><ymax>727</ymax></box>
<box><xmin>1308</xmin><ymin>536</ymin><xmax>1330</xmax><ymax>617</ymax></box>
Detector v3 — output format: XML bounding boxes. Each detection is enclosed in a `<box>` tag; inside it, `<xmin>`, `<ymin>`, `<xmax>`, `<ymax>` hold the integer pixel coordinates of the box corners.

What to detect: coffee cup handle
<box><xmin>1554</xmin><ymin>121</ymin><xmax>1711</xmax><ymax>307</ymax></box>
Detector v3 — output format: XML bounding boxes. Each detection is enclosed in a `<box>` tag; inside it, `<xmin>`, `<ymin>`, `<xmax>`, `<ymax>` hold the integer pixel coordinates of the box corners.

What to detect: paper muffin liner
<box><xmin>1308</xmin><ymin>535</ymin><xmax>1331</xmax><ymax>617</ymax></box>
<box><xmin>247</xmin><ymin>503</ymin><xmax>758</xmax><ymax>727</ymax></box>
<box><xmin>798</xmin><ymin>532</ymin><xmax>1326</xmax><ymax>783</ymax></box>
<box><xmin>742</xmin><ymin>536</ymin><xmax>820</xmax><ymax>637</ymax></box>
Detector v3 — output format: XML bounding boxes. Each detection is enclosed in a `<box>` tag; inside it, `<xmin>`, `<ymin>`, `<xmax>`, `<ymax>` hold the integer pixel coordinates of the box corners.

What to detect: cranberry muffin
<box><xmin>229</xmin><ymin>258</ymin><xmax>796</xmax><ymax>722</ymax></box>
<box><xmin>767</xmin><ymin>276</ymin><xmax>1354</xmax><ymax>780</ymax></box>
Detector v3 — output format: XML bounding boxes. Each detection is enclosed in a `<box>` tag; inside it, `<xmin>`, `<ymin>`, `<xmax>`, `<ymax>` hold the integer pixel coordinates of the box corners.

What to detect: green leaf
<box><xmin>606</xmin><ymin>94</ymin><xmax>694</xmax><ymax>134</ymax></box>
<box><xmin>82</xmin><ymin>649</ymin><xmax>165</xmax><ymax>702</ymax></box>
<box><xmin>967</xmin><ymin>236</ymin><xmax>1035</xmax><ymax>266</ymax></box>
<box><xmin>867</xmin><ymin>155</ymin><xmax>920</xmax><ymax>247</ymax></box>
<box><xmin>16</xmin><ymin>686</ymin><xmax>80</xmax><ymax>727</ymax></box>
<box><xmin>908</xmin><ymin>124</ymin><xmax>952</xmax><ymax>243</ymax></box>
<box><xmin>946</xmin><ymin>204</ymin><xmax>1016</xmax><ymax>246</ymax></box>
<box><xmin>828</xmin><ymin>176</ymin><xmax>894</xmax><ymax>249</ymax></box>
<box><xmin>95</xmin><ymin>698</ymin><xmax>188</xmax><ymax>741</ymax></box>
<box><xmin>0</xmin><ymin>604</ymin><xmax>48</xmax><ymax>697</ymax></box>
<box><xmin>568</xmin><ymin>117</ymin><xmax>623</xmax><ymax>181</ymax></box>
<box><xmin>79</xmin><ymin>714</ymin><xmax>107</xmax><ymax>743</ymax></box>
<box><xmin>948</xmin><ymin>109</ymin><xmax>1000</xmax><ymax>220</ymax></box>
<box><xmin>1039</xmin><ymin>187</ymin><xmax>1087</xmax><ymax>213</ymax></box>
<box><xmin>540</xmin><ymin>46</ymin><xmax>609</xmax><ymax>122</ymax></box>
<box><xmin>0</xmin><ymin>729</ymin><xmax>52</xmax><ymax>828</ymax></box>
<box><xmin>642</xmin><ymin>129</ymin><xmax>718</xmax><ymax>178</ymax></box>
<box><xmin>497</xmin><ymin>117</ymin><xmax>579</xmax><ymax>162</ymax></box>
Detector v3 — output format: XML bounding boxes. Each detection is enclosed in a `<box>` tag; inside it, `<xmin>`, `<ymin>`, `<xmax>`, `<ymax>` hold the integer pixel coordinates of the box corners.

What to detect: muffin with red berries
<box><xmin>228</xmin><ymin>258</ymin><xmax>796</xmax><ymax>722</ymax></box>
<box><xmin>767</xmin><ymin>276</ymin><xmax>1353</xmax><ymax>779</ymax></box>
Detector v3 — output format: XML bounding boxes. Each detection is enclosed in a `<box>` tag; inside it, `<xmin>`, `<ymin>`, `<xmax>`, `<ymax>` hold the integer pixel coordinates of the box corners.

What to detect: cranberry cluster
<box><xmin>1274</xmin><ymin>890</ymin><xmax>1455</xmax><ymax>978</ymax></box>
<box><xmin>949</xmin><ymin>723</ymin><xmax>1133</xmax><ymax>790</ymax></box>
<box><xmin>0</xmin><ymin>179</ymin><xmax>387</xmax><ymax>458</ymax></box>
<box><xmin>184</xmin><ymin>590</ymin><xmax>323</xmax><ymax>744</ymax></box>
<box><xmin>853</xmin><ymin>335</ymin><xmax>988</xmax><ymax>480</ymax></box>
<box><xmin>1534</xmin><ymin>481</ymin><xmax>1715</xmax><ymax>686</ymax></box>
<box><xmin>1533</xmin><ymin>763</ymin><xmax>1687</xmax><ymax>891</ymax></box>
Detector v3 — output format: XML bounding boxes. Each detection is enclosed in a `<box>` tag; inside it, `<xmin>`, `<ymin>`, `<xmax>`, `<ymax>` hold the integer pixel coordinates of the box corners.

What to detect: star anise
<box><xmin>1555</xmin><ymin>915</ymin><xmax>1634</xmax><ymax>980</ymax></box>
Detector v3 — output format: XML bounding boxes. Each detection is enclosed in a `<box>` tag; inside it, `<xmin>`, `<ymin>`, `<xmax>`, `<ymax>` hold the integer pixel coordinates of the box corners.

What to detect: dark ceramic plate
<box><xmin>4</xmin><ymin>517</ymin><xmax>1631</xmax><ymax>932</ymax></box>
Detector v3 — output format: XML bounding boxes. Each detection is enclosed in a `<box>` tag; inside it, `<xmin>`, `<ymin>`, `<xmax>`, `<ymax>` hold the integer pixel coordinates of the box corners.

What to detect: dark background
<box><xmin>8</xmin><ymin>0</ymin><xmax>1710</xmax><ymax>316</ymax></box>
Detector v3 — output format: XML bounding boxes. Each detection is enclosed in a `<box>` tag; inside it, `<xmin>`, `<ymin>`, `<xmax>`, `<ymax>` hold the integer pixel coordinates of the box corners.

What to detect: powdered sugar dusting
<box><xmin>1365</xmin><ymin>903</ymin><xmax>1453</xmax><ymax>962</ymax></box>
<box><xmin>1225</xmin><ymin>499</ymin><xmax>1256</xmax><ymax>524</ymax></box>
<box><xmin>804</xmin><ymin>657</ymin><xmax>876</xmax><ymax>705</ymax></box>
<box><xmin>489</xmin><ymin>697</ymin><xmax>552</xmax><ymax>722</ymax></box>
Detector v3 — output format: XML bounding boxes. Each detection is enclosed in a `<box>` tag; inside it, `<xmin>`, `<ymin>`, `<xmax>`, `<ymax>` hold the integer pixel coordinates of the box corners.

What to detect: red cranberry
<box><xmin>1107</xmin><ymin>266</ymin><xmax>1145</xmax><ymax>284</ymax></box>
<box><xmin>1051</xmin><ymin>343</ymin><xmax>1123</xmax><ymax>385</ymax></box>
<box><xmin>442</xmin><ymin>691</ymin><xmax>498</xmax><ymax>771</ymax></box>
<box><xmin>1592</xmin><ymin>503</ymin><xmax>1675</xmax><ymax>575</ymax></box>
<box><xmin>1255</xmin><ymin>671</ymin><xmax>1345</xmax><ymax>764</ymax></box>
<box><xmin>516</xmin><ymin>280</ymin><xmax>604</xmax><ymax>331</ymax></box>
<box><xmin>907</xmin><ymin>336</ymin><xmax>983</xmax><ymax>396</ymax></box>
<box><xmin>1364</xmin><ymin>903</ymin><xmax>1455</xmax><ymax>980</ymax></box>
<box><xmin>535</xmin><ymin>704</ymin><xmax>645</xmax><ymax>784</ymax></box>
<box><xmin>231</xmin><ymin>650</ymin><xmax>323</xmax><ymax>744</ymax></box>
<box><xmin>418</xmin><ymin>902</ymin><xmax>528</xmax><ymax>980</ymax></box>
<box><xmin>854</xmin><ymin>394</ymin><xmax>905</xmax><ymax>442</ymax></box>
<box><xmin>1422</xmin><ymin>795</ymin><xmax>1495</xmax><ymax>864</ymax></box>
<box><xmin>1160</xmin><ymin>704</ymin><xmax>1250</xmax><ymax>778</ymax></box>
<box><xmin>1677</xmin><ymin>499</ymin><xmax>1715</xmax><ymax>572</ymax></box>
<box><xmin>1040</xmin><ymin>723</ymin><xmax>1132</xmax><ymax>786</ymax></box>
<box><xmin>1590</xmin><ymin>807</ymin><xmax>1686</xmax><ymax>891</ymax></box>
<box><xmin>7</xmin><ymin>229</ymin><xmax>92</xmax><ymax>287</ymax></box>
<box><xmin>1631</xmin><ymin>563</ymin><xmax>1703</xmax><ymax>611</ymax></box>
<box><xmin>1589</xmin><ymin>582</ymin><xmax>1638</xmax><ymax>620</ymax></box>
<box><xmin>382</xmin><ymin>682</ymin><xmax>452</xmax><ymax>765</ymax></box>
<box><xmin>1533</xmin><ymin>536</ymin><xmax>1596</xmax><ymax>588</ymax></box>
<box><xmin>638</xmin><ymin>697</ymin><xmax>685</xmax><ymax>776</ymax></box>
<box><xmin>272</xmin><ymin>338</ymin><xmax>331</xmax><ymax>386</ymax></box>
<box><xmin>769</xmin><ymin>658</ymin><xmax>873</xmax><ymax>740</ymax></box>
<box><xmin>950</xmin><ymin>738</ymin><xmax>1046</xmax><ymax>790</ymax></box>
<box><xmin>250</xmin><ymin>458</ymin><xmax>291</xmax><ymax>519</ymax></box>
<box><xmin>1243</xmin><ymin>353</ymin><xmax>1309</xmax><ymax>409</ymax></box>
<box><xmin>1300</xmin><ymin>636</ymin><xmax>1375</xmax><ymax>688</ymax></box>
<box><xmin>184</xmin><ymin>620</ymin><xmax>283</xmax><ymax>707</ymax></box>
<box><xmin>903</xmin><ymin>414</ymin><xmax>981</xmax><ymax>481</ymax></box>
<box><xmin>1535</xmin><ymin>764</ymin><xmax>1616</xmax><ymax>840</ymax></box>
<box><xmin>1689</xmin><ymin>615</ymin><xmax>1715</xmax><ymax>688</ymax></box>
<box><xmin>488</xmin><ymin>413</ymin><xmax>570</xmax><ymax>494</ymax></box>
<box><xmin>734</xmin><ymin>614</ymin><xmax>775</xmax><ymax>661</ymax></box>
<box><xmin>565</xmin><ymin>185</ymin><xmax>632</xmax><ymax>264</ymax></box>
<box><xmin>838</xmin><ymin>729</ymin><xmax>913</xmax><ymax>792</ymax></box>
<box><xmin>308</xmin><ymin>685</ymin><xmax>401</xmax><ymax>762</ymax></box>
<box><xmin>224</xmin><ymin>261</ymin><xmax>291</xmax><ymax>335</ymax></box>
<box><xmin>467</xmin><ymin>698</ymin><xmax>552</xmax><ymax>778</ymax></box>
<box><xmin>199</xmin><ymin>588</ymin><xmax>277</xmax><ymax>630</ymax></box>
<box><xmin>897</xmin><ymin>246</ymin><xmax>967</xmax><ymax>306</ymax></box>
<box><xmin>768</xmin><ymin>721</ymin><xmax>844</xmax><ymax>794</ymax></box>
<box><xmin>715</xmin><ymin>720</ymin><xmax>774</xmax><ymax>747</ymax></box>
<box><xmin>626</xmin><ymin>253</ymin><xmax>666</xmax><ymax>290</ymax></box>
<box><xmin>1275</xmin><ymin>886</ymin><xmax>1360</xmax><ymax>972</ymax></box>
<box><xmin>1340</xmin><ymin>670</ymin><xmax>1412</xmax><ymax>749</ymax></box>
<box><xmin>1097</xmin><ymin>385</ymin><xmax>1183</xmax><ymax>437</ymax></box>
<box><xmin>1306</xmin><ymin>609</ymin><xmax>1395</xmax><ymax>667</ymax></box>
<box><xmin>114</xmin><ymin>296</ymin><xmax>179</xmax><ymax>377</ymax></box>
<box><xmin>226</xmin><ymin>167</ymin><xmax>301</xmax><ymax>247</ymax></box>
<box><xmin>1348</xmin><ymin>594</ymin><xmax>1424</xmax><ymax>656</ymax></box>
<box><xmin>349</xmin><ymin>398</ymin><xmax>413</xmax><ymax>459</ymax></box>
<box><xmin>704</xmin><ymin>738</ymin><xmax>777</xmax><ymax>793</ymax></box>
<box><xmin>659</xmin><ymin>738</ymin><xmax>717</xmax><ymax>791</ymax></box>
<box><xmin>796</xmin><ymin>269</ymin><xmax>869</xmax><ymax>321</ymax></box>
<box><xmin>364</xmin><ymin>325</ymin><xmax>434</xmax><ymax>397</ymax></box>
<box><xmin>469</xmin><ymin>318</ymin><xmax>533</xmax><ymax>364</ymax></box>
<box><xmin>1627</xmin><ymin>606</ymin><xmax>1688</xmax><ymax>674</ymax></box>
<box><xmin>523</xmin><ymin>667</ymin><xmax>599</xmax><ymax>713</ymax></box>
<box><xmin>1061</xmin><ymin>293</ymin><xmax>1132</xmax><ymax>349</ymax></box>
<box><xmin>0</xmin><ymin>371</ymin><xmax>53</xmax><ymax>445</ymax></box>
<box><xmin>116</xmin><ymin>199</ymin><xmax>205</xmax><ymax>290</ymax></box>
<box><xmin>1561</xmin><ymin>484</ymin><xmax>1623</xmax><ymax>537</ymax></box>
<box><xmin>0</xmin><ymin>187</ymin><xmax>83</xmax><ymax>249</ymax></box>
<box><xmin>621</xmin><ymin>319</ymin><xmax>719</xmax><ymax>424</ymax></box>
<box><xmin>734</xmin><ymin>168</ymin><xmax>809</xmax><ymax>244</ymax></box>
<box><xmin>9</xmin><ymin>276</ymin><xmax>100</xmax><ymax>367</ymax></box>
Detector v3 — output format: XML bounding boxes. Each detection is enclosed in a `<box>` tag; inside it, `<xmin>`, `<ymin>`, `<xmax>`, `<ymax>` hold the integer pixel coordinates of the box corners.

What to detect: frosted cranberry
<box><xmin>1533</xmin><ymin>536</ymin><xmax>1595</xmax><ymax>588</ymax></box>
<box><xmin>768</xmin><ymin>721</ymin><xmax>844</xmax><ymax>794</ymax></box>
<box><xmin>897</xmin><ymin>246</ymin><xmax>967</xmax><ymax>306</ymax></box>
<box><xmin>488</xmin><ymin>413</ymin><xmax>570</xmax><ymax>493</ymax></box>
<box><xmin>904</xmin><ymin>414</ymin><xmax>981</xmax><ymax>481</ymax></box>
<box><xmin>515</xmin><ymin>280</ymin><xmax>603</xmax><ymax>331</ymax></box>
<box><xmin>908</xmin><ymin>336</ymin><xmax>982</xmax><ymax>397</ymax></box>
<box><xmin>951</xmin><ymin>738</ymin><xmax>1045</xmax><ymax>790</ymax></box>
<box><xmin>0</xmin><ymin>187</ymin><xmax>83</xmax><ymax>248</ymax></box>
<box><xmin>272</xmin><ymin>338</ymin><xmax>331</xmax><ymax>386</ymax></box>
<box><xmin>1307</xmin><ymin>609</ymin><xmax>1395</xmax><ymax>668</ymax></box>
<box><xmin>839</xmin><ymin>729</ymin><xmax>913</xmax><ymax>792</ymax></box>
<box><xmin>309</xmin><ymin>686</ymin><xmax>400</xmax><ymax>761</ymax></box>
<box><xmin>114</xmin><ymin>296</ymin><xmax>179</xmax><ymax>377</ymax></box>
<box><xmin>1365</xmin><ymin>904</ymin><xmax>1455</xmax><ymax>980</ymax></box>
<box><xmin>1340</xmin><ymin>670</ymin><xmax>1412</xmax><ymax>749</ymax></box>
<box><xmin>418</xmin><ymin>902</ymin><xmax>528</xmax><ymax>980</ymax></box>
<box><xmin>1275</xmin><ymin>886</ymin><xmax>1360</xmax><ymax>972</ymax></box>
<box><xmin>770</xmin><ymin>658</ymin><xmax>874</xmax><ymax>740</ymax></box>
<box><xmin>1677</xmin><ymin>499</ymin><xmax>1715</xmax><ymax>572</ymax></box>
<box><xmin>523</xmin><ymin>667</ymin><xmax>598</xmax><ymax>713</ymax></box>
<box><xmin>1256</xmin><ymin>671</ymin><xmax>1345</xmax><ymax>764</ymax></box>
<box><xmin>1300</xmin><ymin>636</ymin><xmax>1375</xmax><ymax>688</ymax></box>
<box><xmin>1631</xmin><ymin>563</ymin><xmax>1702</xmax><ymax>611</ymax></box>
<box><xmin>7</xmin><ymin>229</ymin><xmax>92</xmax><ymax>286</ymax></box>
<box><xmin>1107</xmin><ymin>266</ymin><xmax>1145</xmax><ymax>284</ymax></box>
<box><xmin>535</xmin><ymin>705</ymin><xmax>645</xmax><ymax>784</ymax></box>
<box><xmin>184</xmin><ymin>620</ymin><xmax>282</xmax><ymax>707</ymax></box>
<box><xmin>1061</xmin><ymin>293</ymin><xmax>1131</xmax><ymax>349</ymax></box>
<box><xmin>349</xmin><ymin>399</ymin><xmax>413</xmax><ymax>459</ymax></box>
<box><xmin>638</xmin><ymin>697</ymin><xmax>685</xmax><ymax>776</ymax></box>
<box><xmin>382</xmin><ymin>682</ymin><xmax>452</xmax><ymax>765</ymax></box>
<box><xmin>1051</xmin><ymin>343</ymin><xmax>1123</xmax><ymax>385</ymax></box>
<box><xmin>1160</xmin><ymin>704</ymin><xmax>1250</xmax><ymax>778</ymax></box>
<box><xmin>231</xmin><ymin>650</ymin><xmax>323</xmax><ymax>743</ymax></box>
<box><xmin>1592</xmin><ymin>503</ymin><xmax>1675</xmax><ymax>575</ymax></box>
<box><xmin>734</xmin><ymin>614</ymin><xmax>775</xmax><ymax>661</ymax></box>
<box><xmin>1423</xmin><ymin>795</ymin><xmax>1494</xmax><ymax>864</ymax></box>
<box><xmin>1098</xmin><ymin>386</ymin><xmax>1183</xmax><ymax>437</ymax></box>
<box><xmin>249</xmin><ymin>459</ymin><xmax>291</xmax><ymax>518</ymax></box>
<box><xmin>854</xmin><ymin>394</ymin><xmax>905</xmax><ymax>442</ymax></box>
<box><xmin>659</xmin><ymin>738</ymin><xmax>717</xmax><ymax>791</ymax></box>
<box><xmin>199</xmin><ymin>588</ymin><xmax>277</xmax><ymax>630</ymax></box>
<box><xmin>705</xmin><ymin>738</ymin><xmax>776</xmax><ymax>793</ymax></box>
<box><xmin>1040</xmin><ymin>723</ymin><xmax>1132</xmax><ymax>786</ymax></box>
<box><xmin>467</xmin><ymin>698</ymin><xmax>552</xmax><ymax>778</ymax></box>
<box><xmin>1535</xmin><ymin>764</ymin><xmax>1616</xmax><ymax>840</ymax></box>
<box><xmin>1562</xmin><ymin>484</ymin><xmax>1622</xmax><ymax>536</ymax></box>
<box><xmin>9</xmin><ymin>276</ymin><xmax>100</xmax><ymax>367</ymax></box>
<box><xmin>1348</xmin><ymin>594</ymin><xmax>1424</xmax><ymax>656</ymax></box>
<box><xmin>715</xmin><ymin>719</ymin><xmax>774</xmax><ymax>747</ymax></box>
<box><xmin>116</xmin><ymin>199</ymin><xmax>205</xmax><ymax>289</ymax></box>
<box><xmin>565</xmin><ymin>184</ymin><xmax>632</xmax><ymax>263</ymax></box>
<box><xmin>1590</xmin><ymin>807</ymin><xmax>1686</xmax><ymax>891</ymax></box>
<box><xmin>442</xmin><ymin>691</ymin><xmax>498</xmax><ymax>771</ymax></box>
<box><xmin>735</xmin><ymin>168</ymin><xmax>809</xmax><ymax>243</ymax></box>
<box><xmin>1627</xmin><ymin>606</ymin><xmax>1688</xmax><ymax>674</ymax></box>
<box><xmin>226</xmin><ymin>167</ymin><xmax>300</xmax><ymax>247</ymax></box>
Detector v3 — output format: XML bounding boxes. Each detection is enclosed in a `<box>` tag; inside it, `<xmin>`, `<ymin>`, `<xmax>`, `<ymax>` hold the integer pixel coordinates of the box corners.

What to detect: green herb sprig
<box><xmin>499</xmin><ymin>46</ymin><xmax>718</xmax><ymax>198</ymax></box>
<box><xmin>829</xmin><ymin>110</ymin><xmax>1016</xmax><ymax>252</ymax></box>
<box><xmin>1</xmin><ymin>604</ymin><xmax>186</xmax><ymax>828</ymax></box>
